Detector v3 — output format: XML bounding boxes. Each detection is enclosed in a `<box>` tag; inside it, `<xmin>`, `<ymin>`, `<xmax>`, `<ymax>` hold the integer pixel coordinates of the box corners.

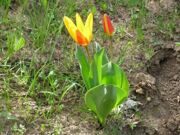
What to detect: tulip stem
<box><xmin>109</xmin><ymin>36</ymin><xmax>113</xmax><ymax>59</ymax></box>
<box><xmin>84</xmin><ymin>46</ymin><xmax>91</xmax><ymax>61</ymax></box>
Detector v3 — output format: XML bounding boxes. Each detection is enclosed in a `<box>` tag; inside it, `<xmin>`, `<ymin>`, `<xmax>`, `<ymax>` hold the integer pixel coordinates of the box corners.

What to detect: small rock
<box><xmin>147</xmin><ymin>97</ymin><xmax>152</xmax><ymax>102</ymax></box>
<box><xmin>120</xmin><ymin>99</ymin><xmax>142</xmax><ymax>111</ymax></box>
<box><xmin>135</xmin><ymin>87</ymin><xmax>144</xmax><ymax>94</ymax></box>
<box><xmin>177</xmin><ymin>96</ymin><xmax>180</xmax><ymax>103</ymax></box>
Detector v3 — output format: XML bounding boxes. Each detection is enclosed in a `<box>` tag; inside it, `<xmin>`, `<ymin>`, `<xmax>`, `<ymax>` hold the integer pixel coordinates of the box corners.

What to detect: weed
<box><xmin>0</xmin><ymin>0</ymin><xmax>11</xmax><ymax>18</ymax></box>
<box><xmin>155</xmin><ymin>10</ymin><xmax>178</xmax><ymax>38</ymax></box>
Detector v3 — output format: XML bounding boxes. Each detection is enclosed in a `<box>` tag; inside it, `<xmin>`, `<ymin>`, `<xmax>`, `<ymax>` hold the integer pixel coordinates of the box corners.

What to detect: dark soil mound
<box><xmin>146</xmin><ymin>47</ymin><xmax>180</xmax><ymax>135</ymax></box>
<box><xmin>125</xmin><ymin>46</ymin><xmax>180</xmax><ymax>135</ymax></box>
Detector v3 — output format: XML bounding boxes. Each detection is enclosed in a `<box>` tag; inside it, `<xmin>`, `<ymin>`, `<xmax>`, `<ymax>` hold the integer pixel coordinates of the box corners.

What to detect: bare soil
<box><xmin>122</xmin><ymin>45</ymin><xmax>180</xmax><ymax>135</ymax></box>
<box><xmin>146</xmin><ymin>45</ymin><xmax>180</xmax><ymax>135</ymax></box>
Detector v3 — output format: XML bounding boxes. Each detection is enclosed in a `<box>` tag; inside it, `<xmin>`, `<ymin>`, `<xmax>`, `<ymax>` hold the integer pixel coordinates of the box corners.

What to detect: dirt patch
<box><xmin>146</xmin><ymin>0</ymin><xmax>177</xmax><ymax>14</ymax></box>
<box><xmin>127</xmin><ymin>45</ymin><xmax>180</xmax><ymax>135</ymax></box>
<box><xmin>146</xmin><ymin>46</ymin><xmax>180</xmax><ymax>135</ymax></box>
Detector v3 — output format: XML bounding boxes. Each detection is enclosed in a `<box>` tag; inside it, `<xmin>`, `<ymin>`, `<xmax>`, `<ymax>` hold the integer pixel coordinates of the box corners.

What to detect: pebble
<box><xmin>147</xmin><ymin>97</ymin><xmax>151</xmax><ymax>102</ymax></box>
<box><xmin>135</xmin><ymin>87</ymin><xmax>144</xmax><ymax>94</ymax></box>
<box><xmin>120</xmin><ymin>98</ymin><xmax>142</xmax><ymax>110</ymax></box>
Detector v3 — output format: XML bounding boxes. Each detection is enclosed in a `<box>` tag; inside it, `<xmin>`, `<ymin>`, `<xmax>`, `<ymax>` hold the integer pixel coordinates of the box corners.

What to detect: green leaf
<box><xmin>95</xmin><ymin>42</ymin><xmax>109</xmax><ymax>64</ymax></box>
<box><xmin>85</xmin><ymin>84</ymin><xmax>125</xmax><ymax>124</ymax></box>
<box><xmin>6</xmin><ymin>35</ymin><xmax>25</xmax><ymax>57</ymax></box>
<box><xmin>14</xmin><ymin>37</ymin><xmax>25</xmax><ymax>52</ymax></box>
<box><xmin>76</xmin><ymin>45</ymin><xmax>129</xmax><ymax>125</ymax></box>
<box><xmin>76</xmin><ymin>46</ymin><xmax>91</xmax><ymax>89</ymax></box>
<box><xmin>101</xmin><ymin>62</ymin><xmax>129</xmax><ymax>105</ymax></box>
<box><xmin>95</xmin><ymin>42</ymin><xmax>102</xmax><ymax>52</ymax></box>
<box><xmin>76</xmin><ymin>46</ymin><xmax>109</xmax><ymax>90</ymax></box>
<box><xmin>89</xmin><ymin>48</ymin><xmax>109</xmax><ymax>88</ymax></box>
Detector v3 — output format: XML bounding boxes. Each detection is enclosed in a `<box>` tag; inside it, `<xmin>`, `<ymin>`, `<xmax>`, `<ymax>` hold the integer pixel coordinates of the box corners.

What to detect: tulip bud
<box><xmin>102</xmin><ymin>14</ymin><xmax>114</xmax><ymax>36</ymax></box>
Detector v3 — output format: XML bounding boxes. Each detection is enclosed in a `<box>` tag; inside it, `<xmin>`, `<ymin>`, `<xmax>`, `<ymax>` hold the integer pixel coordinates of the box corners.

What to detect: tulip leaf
<box><xmin>76</xmin><ymin>46</ymin><xmax>91</xmax><ymax>89</ymax></box>
<box><xmin>101</xmin><ymin>62</ymin><xmax>129</xmax><ymax>106</ymax></box>
<box><xmin>89</xmin><ymin>49</ymin><xmax>104</xmax><ymax>87</ymax></box>
<box><xmin>89</xmin><ymin>48</ymin><xmax>109</xmax><ymax>88</ymax></box>
<box><xmin>95</xmin><ymin>42</ymin><xmax>109</xmax><ymax>64</ymax></box>
<box><xmin>85</xmin><ymin>84</ymin><xmax>125</xmax><ymax>124</ymax></box>
<box><xmin>95</xmin><ymin>42</ymin><xmax>103</xmax><ymax>52</ymax></box>
<box><xmin>76</xmin><ymin>45</ymin><xmax>129</xmax><ymax>125</ymax></box>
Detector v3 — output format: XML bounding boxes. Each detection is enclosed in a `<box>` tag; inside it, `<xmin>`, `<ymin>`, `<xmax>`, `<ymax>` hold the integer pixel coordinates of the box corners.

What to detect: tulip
<box><xmin>63</xmin><ymin>13</ymin><xmax>93</xmax><ymax>46</ymax></box>
<box><xmin>102</xmin><ymin>14</ymin><xmax>114</xmax><ymax>36</ymax></box>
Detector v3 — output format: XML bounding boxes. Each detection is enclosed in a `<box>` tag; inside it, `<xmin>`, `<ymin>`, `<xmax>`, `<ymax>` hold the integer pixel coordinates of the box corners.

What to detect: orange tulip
<box><xmin>63</xmin><ymin>13</ymin><xmax>93</xmax><ymax>46</ymax></box>
<box><xmin>102</xmin><ymin>14</ymin><xmax>114</xmax><ymax>36</ymax></box>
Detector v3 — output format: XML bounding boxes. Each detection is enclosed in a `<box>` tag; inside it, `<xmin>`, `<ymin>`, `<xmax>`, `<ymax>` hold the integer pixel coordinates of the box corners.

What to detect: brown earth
<box><xmin>122</xmin><ymin>45</ymin><xmax>180</xmax><ymax>135</ymax></box>
<box><xmin>146</xmin><ymin>45</ymin><xmax>180</xmax><ymax>135</ymax></box>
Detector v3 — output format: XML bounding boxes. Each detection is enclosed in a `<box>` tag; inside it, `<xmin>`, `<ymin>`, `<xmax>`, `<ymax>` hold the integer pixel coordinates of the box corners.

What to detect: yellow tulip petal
<box><xmin>85</xmin><ymin>13</ymin><xmax>93</xmax><ymax>33</ymax></box>
<box><xmin>63</xmin><ymin>16</ymin><xmax>77</xmax><ymax>42</ymax></box>
<box><xmin>63</xmin><ymin>13</ymin><xmax>93</xmax><ymax>46</ymax></box>
<box><xmin>76</xmin><ymin>13</ymin><xmax>85</xmax><ymax>33</ymax></box>
<box><xmin>85</xmin><ymin>13</ymin><xmax>93</xmax><ymax>41</ymax></box>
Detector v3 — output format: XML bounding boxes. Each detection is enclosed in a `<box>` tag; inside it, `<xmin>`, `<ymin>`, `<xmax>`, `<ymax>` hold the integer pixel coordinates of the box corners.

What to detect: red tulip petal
<box><xmin>103</xmin><ymin>14</ymin><xmax>114</xmax><ymax>36</ymax></box>
<box><xmin>106</xmin><ymin>15</ymin><xmax>114</xmax><ymax>35</ymax></box>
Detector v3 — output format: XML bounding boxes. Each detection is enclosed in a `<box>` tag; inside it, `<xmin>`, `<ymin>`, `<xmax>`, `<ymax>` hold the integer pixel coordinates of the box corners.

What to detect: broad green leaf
<box><xmin>101</xmin><ymin>62</ymin><xmax>129</xmax><ymax>105</ymax></box>
<box><xmin>14</xmin><ymin>37</ymin><xmax>25</xmax><ymax>52</ymax></box>
<box><xmin>76</xmin><ymin>46</ymin><xmax>91</xmax><ymax>89</ymax></box>
<box><xmin>85</xmin><ymin>84</ymin><xmax>125</xmax><ymax>124</ymax></box>
<box><xmin>76</xmin><ymin>46</ymin><xmax>109</xmax><ymax>90</ymax></box>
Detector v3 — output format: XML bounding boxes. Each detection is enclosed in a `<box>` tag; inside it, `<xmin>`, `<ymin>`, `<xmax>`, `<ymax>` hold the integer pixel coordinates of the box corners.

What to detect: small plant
<box><xmin>0</xmin><ymin>0</ymin><xmax>11</xmax><ymax>18</ymax></box>
<box><xmin>6</xmin><ymin>33</ymin><xmax>25</xmax><ymax>58</ymax></box>
<box><xmin>63</xmin><ymin>13</ymin><xmax>129</xmax><ymax>125</ymax></box>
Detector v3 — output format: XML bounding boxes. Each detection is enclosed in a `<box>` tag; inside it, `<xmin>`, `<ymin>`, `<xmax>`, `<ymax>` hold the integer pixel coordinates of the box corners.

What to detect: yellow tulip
<box><xmin>63</xmin><ymin>13</ymin><xmax>93</xmax><ymax>46</ymax></box>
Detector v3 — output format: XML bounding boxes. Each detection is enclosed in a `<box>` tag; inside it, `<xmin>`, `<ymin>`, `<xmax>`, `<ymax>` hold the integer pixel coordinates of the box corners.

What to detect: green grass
<box><xmin>0</xmin><ymin>0</ymin><xmax>179</xmax><ymax>134</ymax></box>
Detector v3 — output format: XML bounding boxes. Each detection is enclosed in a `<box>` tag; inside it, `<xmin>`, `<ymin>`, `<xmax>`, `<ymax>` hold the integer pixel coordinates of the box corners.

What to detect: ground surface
<box><xmin>124</xmin><ymin>45</ymin><xmax>180</xmax><ymax>135</ymax></box>
<box><xmin>0</xmin><ymin>0</ymin><xmax>179</xmax><ymax>135</ymax></box>
<box><xmin>57</xmin><ymin>45</ymin><xmax>180</xmax><ymax>135</ymax></box>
